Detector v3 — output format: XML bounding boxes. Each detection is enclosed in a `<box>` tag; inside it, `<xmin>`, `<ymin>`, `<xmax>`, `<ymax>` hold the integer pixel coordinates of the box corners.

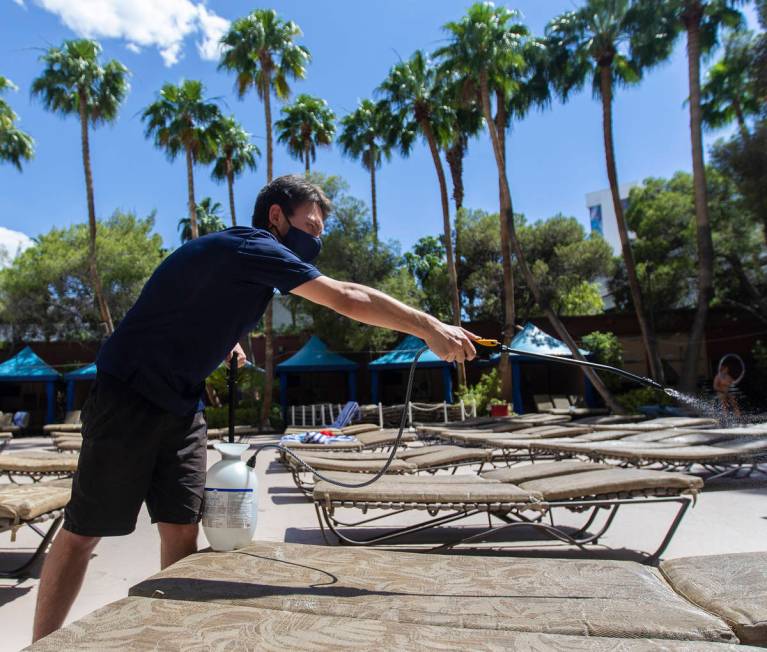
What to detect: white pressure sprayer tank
<box><xmin>201</xmin><ymin>352</ymin><xmax>258</xmax><ymax>552</ymax></box>
<box><xmin>202</xmin><ymin>441</ymin><xmax>258</xmax><ymax>551</ymax></box>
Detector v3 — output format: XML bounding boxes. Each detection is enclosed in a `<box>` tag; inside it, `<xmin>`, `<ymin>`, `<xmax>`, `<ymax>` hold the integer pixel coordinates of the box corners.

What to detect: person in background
<box><xmin>713</xmin><ymin>362</ymin><xmax>741</xmax><ymax>418</ymax></box>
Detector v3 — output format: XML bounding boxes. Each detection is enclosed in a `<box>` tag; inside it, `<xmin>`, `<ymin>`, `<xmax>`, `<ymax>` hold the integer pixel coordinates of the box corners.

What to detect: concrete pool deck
<box><xmin>1</xmin><ymin>433</ymin><xmax>766</xmax><ymax>650</ymax></box>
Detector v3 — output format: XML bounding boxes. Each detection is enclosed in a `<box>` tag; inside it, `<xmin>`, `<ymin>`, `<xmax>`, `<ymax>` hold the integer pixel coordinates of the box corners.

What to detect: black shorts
<box><xmin>64</xmin><ymin>373</ymin><xmax>207</xmax><ymax>537</ymax></box>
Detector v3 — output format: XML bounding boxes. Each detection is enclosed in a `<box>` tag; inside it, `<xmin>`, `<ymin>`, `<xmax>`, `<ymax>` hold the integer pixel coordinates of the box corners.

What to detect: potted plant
<box><xmin>488</xmin><ymin>398</ymin><xmax>509</xmax><ymax>417</ymax></box>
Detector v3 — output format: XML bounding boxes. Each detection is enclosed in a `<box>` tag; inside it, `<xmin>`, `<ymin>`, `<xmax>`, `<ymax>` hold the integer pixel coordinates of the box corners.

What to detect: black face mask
<box><xmin>281</xmin><ymin>224</ymin><xmax>322</xmax><ymax>264</ymax></box>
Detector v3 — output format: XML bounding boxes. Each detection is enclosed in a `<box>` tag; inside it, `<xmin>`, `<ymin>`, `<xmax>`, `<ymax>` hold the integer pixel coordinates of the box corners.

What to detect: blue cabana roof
<box><xmin>276</xmin><ymin>336</ymin><xmax>358</xmax><ymax>373</ymax></box>
<box><xmin>0</xmin><ymin>346</ymin><xmax>61</xmax><ymax>382</ymax></box>
<box><xmin>369</xmin><ymin>335</ymin><xmax>448</xmax><ymax>369</ymax></box>
<box><xmin>64</xmin><ymin>362</ymin><xmax>97</xmax><ymax>380</ymax></box>
<box><xmin>510</xmin><ymin>322</ymin><xmax>589</xmax><ymax>357</ymax></box>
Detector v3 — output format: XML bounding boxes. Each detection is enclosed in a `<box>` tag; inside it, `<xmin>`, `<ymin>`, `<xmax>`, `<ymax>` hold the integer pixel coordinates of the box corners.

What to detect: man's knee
<box><xmin>158</xmin><ymin>522</ymin><xmax>198</xmax><ymax>541</ymax></box>
<box><xmin>57</xmin><ymin>528</ymin><xmax>101</xmax><ymax>555</ymax></box>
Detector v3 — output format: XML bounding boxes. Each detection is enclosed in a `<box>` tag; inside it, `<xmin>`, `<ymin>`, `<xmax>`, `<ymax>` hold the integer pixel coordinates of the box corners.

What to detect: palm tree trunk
<box><xmin>480</xmin><ymin>75</ymin><xmax>622</xmax><ymax>413</ymax></box>
<box><xmin>493</xmin><ymin>91</ymin><xmax>515</xmax><ymax>401</ymax></box>
<box><xmin>226</xmin><ymin>156</ymin><xmax>237</xmax><ymax>226</ymax></box>
<box><xmin>369</xmin><ymin>160</ymin><xmax>378</xmax><ymax>247</ymax></box>
<box><xmin>681</xmin><ymin>3</ymin><xmax>715</xmax><ymax>392</ymax></box>
<box><xmin>185</xmin><ymin>147</ymin><xmax>198</xmax><ymax>239</ymax></box>
<box><xmin>732</xmin><ymin>98</ymin><xmax>749</xmax><ymax>139</ymax></box>
<box><xmin>78</xmin><ymin>89</ymin><xmax>113</xmax><ymax>335</ymax></box>
<box><xmin>305</xmin><ymin>143</ymin><xmax>311</xmax><ymax>173</ymax></box>
<box><xmin>421</xmin><ymin>119</ymin><xmax>465</xmax><ymax>390</ymax></box>
<box><xmin>445</xmin><ymin>139</ymin><xmax>465</xmax><ymax>212</ymax></box>
<box><xmin>599</xmin><ymin>65</ymin><xmax>663</xmax><ymax>383</ymax></box>
<box><xmin>260</xmin><ymin>78</ymin><xmax>275</xmax><ymax>429</ymax></box>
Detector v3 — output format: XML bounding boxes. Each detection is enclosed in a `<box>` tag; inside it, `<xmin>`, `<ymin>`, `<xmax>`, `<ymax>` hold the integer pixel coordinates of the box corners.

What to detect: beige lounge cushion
<box><xmin>129</xmin><ymin>541</ymin><xmax>736</xmax><ymax>642</ymax></box>
<box><xmin>26</xmin><ymin>597</ymin><xmax>753</xmax><ymax>652</ymax></box>
<box><xmin>592</xmin><ymin>417</ymin><xmax>717</xmax><ymax>432</ymax></box>
<box><xmin>575</xmin><ymin>414</ymin><xmax>647</xmax><ymax>425</ymax></box>
<box><xmin>313</xmin><ymin>476</ymin><xmax>534</xmax><ymax>505</ymax></box>
<box><xmin>356</xmin><ymin>430</ymin><xmax>417</xmax><ymax>446</ymax></box>
<box><xmin>661</xmin><ymin>552</ymin><xmax>767</xmax><ymax>645</ymax></box>
<box><xmin>0</xmin><ymin>479</ymin><xmax>71</xmax><ymax>522</ymax></box>
<box><xmin>588</xmin><ymin>443</ymin><xmax>767</xmax><ymax>463</ymax></box>
<box><xmin>292</xmin><ymin>455</ymin><xmax>416</xmax><ymax>474</ymax></box>
<box><xmin>494</xmin><ymin>413</ymin><xmax>571</xmax><ymax>429</ymax></box>
<box><xmin>43</xmin><ymin>423</ymin><xmax>82</xmax><ymax>433</ymax></box>
<box><xmin>0</xmin><ymin>453</ymin><xmax>78</xmax><ymax>473</ymax></box>
<box><xmin>341</xmin><ymin>423</ymin><xmax>381</xmax><ymax>435</ymax></box>
<box><xmin>482</xmin><ymin>461</ymin><xmax>612</xmax><ymax>483</ymax></box>
<box><xmin>519</xmin><ymin>469</ymin><xmax>703</xmax><ymax>501</ymax></box>
<box><xmin>313</xmin><ymin>471</ymin><xmax>492</xmax><ymax>485</ymax></box>
<box><xmin>282</xmin><ymin>440</ymin><xmax>364</xmax><ymax>452</ymax></box>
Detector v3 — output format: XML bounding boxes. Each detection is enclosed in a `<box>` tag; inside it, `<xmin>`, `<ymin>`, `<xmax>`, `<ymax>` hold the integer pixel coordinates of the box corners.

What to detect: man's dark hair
<box><xmin>252</xmin><ymin>175</ymin><xmax>332</xmax><ymax>229</ymax></box>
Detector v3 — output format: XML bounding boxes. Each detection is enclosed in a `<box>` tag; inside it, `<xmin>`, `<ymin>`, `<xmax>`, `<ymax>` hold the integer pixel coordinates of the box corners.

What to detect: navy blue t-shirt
<box><xmin>97</xmin><ymin>227</ymin><xmax>321</xmax><ymax>415</ymax></box>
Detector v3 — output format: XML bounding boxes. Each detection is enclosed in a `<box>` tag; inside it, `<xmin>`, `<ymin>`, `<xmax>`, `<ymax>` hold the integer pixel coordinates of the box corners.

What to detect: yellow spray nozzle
<box><xmin>475</xmin><ymin>338</ymin><xmax>502</xmax><ymax>348</ymax></box>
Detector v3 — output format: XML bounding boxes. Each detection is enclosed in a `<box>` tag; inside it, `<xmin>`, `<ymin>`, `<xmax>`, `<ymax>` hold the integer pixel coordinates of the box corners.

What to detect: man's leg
<box><xmin>32</xmin><ymin>530</ymin><xmax>100</xmax><ymax>642</ymax></box>
<box><xmin>158</xmin><ymin>522</ymin><xmax>199</xmax><ymax>569</ymax></box>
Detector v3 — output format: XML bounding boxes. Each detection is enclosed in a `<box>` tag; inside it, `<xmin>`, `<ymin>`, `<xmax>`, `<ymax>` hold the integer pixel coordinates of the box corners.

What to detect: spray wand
<box><xmin>473</xmin><ymin>338</ymin><xmax>665</xmax><ymax>391</ymax></box>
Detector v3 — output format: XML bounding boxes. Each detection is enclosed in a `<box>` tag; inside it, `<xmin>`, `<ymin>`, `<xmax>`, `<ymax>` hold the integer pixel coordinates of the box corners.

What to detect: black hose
<box><xmin>499</xmin><ymin>345</ymin><xmax>665</xmax><ymax>391</ymax></box>
<box><xmin>245</xmin><ymin>347</ymin><xmax>428</xmax><ymax>488</ymax></box>
<box><xmin>228</xmin><ymin>353</ymin><xmax>238</xmax><ymax>444</ymax></box>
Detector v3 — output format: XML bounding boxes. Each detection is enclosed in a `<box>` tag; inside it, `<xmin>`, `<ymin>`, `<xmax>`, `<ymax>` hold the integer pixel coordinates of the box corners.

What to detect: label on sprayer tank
<box><xmin>202</xmin><ymin>488</ymin><xmax>253</xmax><ymax>529</ymax></box>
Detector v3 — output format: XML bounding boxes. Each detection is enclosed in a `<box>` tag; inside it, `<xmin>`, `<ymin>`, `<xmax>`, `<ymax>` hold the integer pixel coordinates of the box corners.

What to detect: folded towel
<box><xmin>280</xmin><ymin>431</ymin><xmax>360</xmax><ymax>445</ymax></box>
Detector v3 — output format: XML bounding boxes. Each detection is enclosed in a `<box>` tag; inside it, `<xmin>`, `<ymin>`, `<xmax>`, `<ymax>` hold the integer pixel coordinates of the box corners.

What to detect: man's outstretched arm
<box><xmin>290</xmin><ymin>275</ymin><xmax>476</xmax><ymax>363</ymax></box>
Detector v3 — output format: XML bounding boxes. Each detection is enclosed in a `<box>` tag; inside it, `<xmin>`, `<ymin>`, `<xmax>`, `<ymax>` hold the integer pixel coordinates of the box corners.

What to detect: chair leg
<box><xmin>0</xmin><ymin>514</ymin><xmax>63</xmax><ymax>579</ymax></box>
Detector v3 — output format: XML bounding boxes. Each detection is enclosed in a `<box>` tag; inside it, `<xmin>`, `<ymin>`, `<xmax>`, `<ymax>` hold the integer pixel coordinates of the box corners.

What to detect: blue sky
<box><xmin>0</xmin><ymin>0</ymin><xmax>757</xmax><ymax>258</ymax></box>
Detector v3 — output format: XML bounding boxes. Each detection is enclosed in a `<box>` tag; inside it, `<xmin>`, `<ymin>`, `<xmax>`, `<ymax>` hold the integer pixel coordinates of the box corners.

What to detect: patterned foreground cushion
<box><xmin>25</xmin><ymin>597</ymin><xmax>760</xmax><ymax>652</ymax></box>
<box><xmin>0</xmin><ymin>479</ymin><xmax>71</xmax><ymax>523</ymax></box>
<box><xmin>130</xmin><ymin>541</ymin><xmax>737</xmax><ymax>643</ymax></box>
<box><xmin>661</xmin><ymin>552</ymin><xmax>767</xmax><ymax>645</ymax></box>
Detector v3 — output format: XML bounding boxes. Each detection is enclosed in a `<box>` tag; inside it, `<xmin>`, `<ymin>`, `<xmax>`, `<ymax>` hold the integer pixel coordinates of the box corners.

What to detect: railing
<box><xmin>288</xmin><ymin>400</ymin><xmax>477</xmax><ymax>428</ymax></box>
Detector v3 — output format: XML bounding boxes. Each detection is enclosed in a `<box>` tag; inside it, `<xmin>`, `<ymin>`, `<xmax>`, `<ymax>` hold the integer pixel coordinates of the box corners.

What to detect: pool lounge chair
<box><xmin>0</xmin><ymin>452</ymin><xmax>78</xmax><ymax>482</ymax></box>
<box><xmin>311</xmin><ymin>464</ymin><xmax>702</xmax><ymax>560</ymax></box>
<box><xmin>533</xmin><ymin>438</ymin><xmax>767</xmax><ymax>480</ymax></box>
<box><xmin>287</xmin><ymin>445</ymin><xmax>494</xmax><ymax>494</ymax></box>
<box><xmin>0</xmin><ymin>432</ymin><xmax>10</xmax><ymax>452</ymax></box>
<box><xmin>0</xmin><ymin>411</ymin><xmax>28</xmax><ymax>434</ymax></box>
<box><xmin>117</xmin><ymin>540</ymin><xmax>766</xmax><ymax>646</ymax></box>
<box><xmin>42</xmin><ymin>410</ymin><xmax>82</xmax><ymax>433</ymax></box>
<box><xmin>0</xmin><ymin>478</ymin><xmax>71</xmax><ymax>578</ymax></box>
<box><xmin>432</xmin><ymin>424</ymin><xmax>594</xmax><ymax>446</ymax></box>
<box><xmin>280</xmin><ymin>428</ymin><xmax>417</xmax><ymax>456</ymax></box>
<box><xmin>591</xmin><ymin>416</ymin><xmax>718</xmax><ymax>431</ymax></box>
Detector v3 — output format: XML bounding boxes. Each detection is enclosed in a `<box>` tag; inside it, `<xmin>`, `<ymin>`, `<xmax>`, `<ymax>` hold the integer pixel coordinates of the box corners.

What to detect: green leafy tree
<box><xmin>31</xmin><ymin>39</ymin><xmax>129</xmax><ymax>335</ymax></box>
<box><xmin>275</xmin><ymin>93</ymin><xmax>335</xmax><ymax>172</ymax></box>
<box><xmin>0</xmin><ymin>211</ymin><xmax>164</xmax><ymax>340</ymax></box>
<box><xmin>403</xmin><ymin>236</ymin><xmax>451</xmax><ymax>321</ymax></box>
<box><xmin>378</xmin><ymin>51</ymin><xmax>465</xmax><ymax>387</ymax></box>
<box><xmin>456</xmin><ymin>208</ymin><xmax>503</xmax><ymax>323</ymax></box>
<box><xmin>210</xmin><ymin>116</ymin><xmax>259</xmax><ymax>226</ymax></box>
<box><xmin>337</xmin><ymin>99</ymin><xmax>393</xmax><ymax>242</ymax></box>
<box><xmin>516</xmin><ymin>215</ymin><xmax>613</xmax><ymax>318</ymax></box>
<box><xmin>711</xmin><ymin>120</ymin><xmax>767</xmax><ymax>247</ymax></box>
<box><xmin>437</xmin><ymin>3</ymin><xmax>621</xmax><ymax>412</ymax></box>
<box><xmin>581</xmin><ymin>331</ymin><xmax>624</xmax><ymax>391</ymax></box>
<box><xmin>0</xmin><ymin>76</ymin><xmax>34</xmax><ymax>171</ymax></box>
<box><xmin>700</xmin><ymin>30</ymin><xmax>760</xmax><ymax>135</ymax></box>
<box><xmin>178</xmin><ymin>197</ymin><xmax>227</xmax><ymax>243</ymax></box>
<box><xmin>546</xmin><ymin>0</ymin><xmax>671</xmax><ymax>382</ymax></box>
<box><xmin>219</xmin><ymin>8</ymin><xmax>310</xmax><ymax>426</ymax></box>
<box><xmin>141</xmin><ymin>80</ymin><xmax>223</xmax><ymax>241</ymax></box>
<box><xmin>647</xmin><ymin>0</ymin><xmax>745</xmax><ymax>390</ymax></box>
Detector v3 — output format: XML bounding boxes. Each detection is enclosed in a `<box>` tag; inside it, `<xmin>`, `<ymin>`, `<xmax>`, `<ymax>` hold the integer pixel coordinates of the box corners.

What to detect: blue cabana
<box><xmin>276</xmin><ymin>336</ymin><xmax>358</xmax><ymax>417</ymax></box>
<box><xmin>482</xmin><ymin>323</ymin><xmax>593</xmax><ymax>413</ymax></box>
<box><xmin>0</xmin><ymin>346</ymin><xmax>61</xmax><ymax>424</ymax></box>
<box><xmin>369</xmin><ymin>335</ymin><xmax>453</xmax><ymax>404</ymax></box>
<box><xmin>63</xmin><ymin>363</ymin><xmax>97</xmax><ymax>411</ymax></box>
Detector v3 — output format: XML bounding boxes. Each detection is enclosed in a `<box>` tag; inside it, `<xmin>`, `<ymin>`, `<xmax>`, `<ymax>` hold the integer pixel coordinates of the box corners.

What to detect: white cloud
<box><xmin>13</xmin><ymin>0</ymin><xmax>26</xmax><ymax>7</ymax></box>
<box><xmin>28</xmin><ymin>0</ymin><xmax>230</xmax><ymax>67</ymax></box>
<box><xmin>0</xmin><ymin>227</ymin><xmax>33</xmax><ymax>268</ymax></box>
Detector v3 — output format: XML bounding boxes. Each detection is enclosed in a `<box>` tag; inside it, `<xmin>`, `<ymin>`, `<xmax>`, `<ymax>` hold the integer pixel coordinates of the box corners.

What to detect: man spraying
<box><xmin>32</xmin><ymin>175</ymin><xmax>477</xmax><ymax>641</ymax></box>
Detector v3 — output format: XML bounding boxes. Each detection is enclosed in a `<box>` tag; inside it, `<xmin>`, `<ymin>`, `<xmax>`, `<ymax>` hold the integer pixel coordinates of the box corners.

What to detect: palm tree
<box><xmin>438</xmin><ymin>3</ymin><xmax>622</xmax><ymax>412</ymax></box>
<box><xmin>31</xmin><ymin>39</ymin><xmax>128</xmax><ymax>335</ymax></box>
<box><xmin>337</xmin><ymin>99</ymin><xmax>393</xmax><ymax>243</ymax></box>
<box><xmin>378</xmin><ymin>51</ymin><xmax>466</xmax><ymax>389</ymax></box>
<box><xmin>211</xmin><ymin>116</ymin><xmax>259</xmax><ymax>226</ymax></box>
<box><xmin>275</xmin><ymin>94</ymin><xmax>335</xmax><ymax>173</ymax></box>
<box><xmin>178</xmin><ymin>197</ymin><xmax>227</xmax><ymax>242</ymax></box>
<box><xmin>0</xmin><ymin>76</ymin><xmax>34</xmax><ymax>171</ymax></box>
<box><xmin>142</xmin><ymin>80</ymin><xmax>222</xmax><ymax>241</ymax></box>
<box><xmin>545</xmin><ymin>1</ymin><xmax>666</xmax><ymax>384</ymax></box>
<box><xmin>700</xmin><ymin>30</ymin><xmax>759</xmax><ymax>136</ymax></box>
<box><xmin>648</xmin><ymin>0</ymin><xmax>744</xmax><ymax>391</ymax></box>
<box><xmin>219</xmin><ymin>9</ymin><xmax>310</xmax><ymax>427</ymax></box>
